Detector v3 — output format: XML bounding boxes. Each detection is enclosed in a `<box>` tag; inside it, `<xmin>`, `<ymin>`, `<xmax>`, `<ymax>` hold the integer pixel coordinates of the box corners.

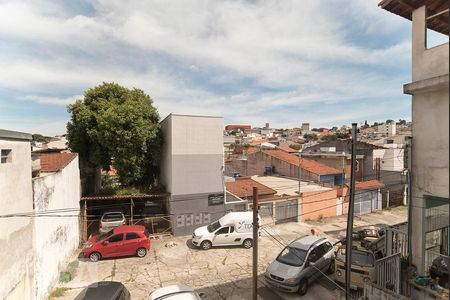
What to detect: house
<box><xmin>380</xmin><ymin>0</ymin><xmax>448</xmax><ymax>297</ymax></box>
<box><xmin>229</xmin><ymin>149</ymin><xmax>345</xmax><ymax>186</ymax></box>
<box><xmin>277</xmin><ymin>146</ymin><xmax>298</xmax><ymax>154</ymax></box>
<box><xmin>225</xmin><ymin>124</ymin><xmax>251</xmax><ymax>131</ymax></box>
<box><xmin>225</xmin><ymin>177</ymin><xmax>277</xmax><ymax>200</ymax></box>
<box><xmin>0</xmin><ymin>129</ymin><xmax>81</xmax><ymax>300</ymax></box>
<box><xmin>377</xmin><ymin>121</ymin><xmax>397</xmax><ymax>137</ymax></box>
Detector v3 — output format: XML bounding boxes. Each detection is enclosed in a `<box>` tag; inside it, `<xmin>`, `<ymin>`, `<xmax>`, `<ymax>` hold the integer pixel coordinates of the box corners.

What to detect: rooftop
<box><xmin>225</xmin><ymin>177</ymin><xmax>277</xmax><ymax>198</ymax></box>
<box><xmin>355</xmin><ymin>180</ymin><xmax>385</xmax><ymax>190</ymax></box>
<box><xmin>40</xmin><ymin>153</ymin><xmax>78</xmax><ymax>173</ymax></box>
<box><xmin>252</xmin><ymin>175</ymin><xmax>332</xmax><ymax>196</ymax></box>
<box><xmin>261</xmin><ymin>150</ymin><xmax>342</xmax><ymax>175</ymax></box>
<box><xmin>379</xmin><ymin>0</ymin><xmax>449</xmax><ymax>36</ymax></box>
<box><xmin>0</xmin><ymin>129</ymin><xmax>32</xmax><ymax>141</ymax></box>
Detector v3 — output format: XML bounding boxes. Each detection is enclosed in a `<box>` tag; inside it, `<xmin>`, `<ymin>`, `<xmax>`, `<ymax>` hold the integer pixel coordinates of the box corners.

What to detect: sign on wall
<box><xmin>208</xmin><ymin>193</ymin><xmax>224</xmax><ymax>206</ymax></box>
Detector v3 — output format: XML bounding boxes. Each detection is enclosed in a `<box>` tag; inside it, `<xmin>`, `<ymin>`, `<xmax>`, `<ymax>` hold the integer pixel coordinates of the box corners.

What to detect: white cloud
<box><xmin>0</xmin><ymin>0</ymin><xmax>412</xmax><ymax>132</ymax></box>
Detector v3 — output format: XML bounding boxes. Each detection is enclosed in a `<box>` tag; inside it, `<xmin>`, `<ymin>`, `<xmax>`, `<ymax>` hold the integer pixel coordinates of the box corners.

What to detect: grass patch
<box><xmin>111</xmin><ymin>260</ymin><xmax>117</xmax><ymax>279</ymax></box>
<box><xmin>383</xmin><ymin>206</ymin><xmax>392</xmax><ymax>211</ymax></box>
<box><xmin>59</xmin><ymin>261</ymin><xmax>79</xmax><ymax>283</ymax></box>
<box><xmin>50</xmin><ymin>287</ymin><xmax>69</xmax><ymax>298</ymax></box>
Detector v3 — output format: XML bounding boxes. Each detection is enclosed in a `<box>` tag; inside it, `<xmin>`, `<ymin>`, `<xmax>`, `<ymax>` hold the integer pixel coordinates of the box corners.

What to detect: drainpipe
<box><xmin>406</xmin><ymin>137</ymin><xmax>413</xmax><ymax>265</ymax></box>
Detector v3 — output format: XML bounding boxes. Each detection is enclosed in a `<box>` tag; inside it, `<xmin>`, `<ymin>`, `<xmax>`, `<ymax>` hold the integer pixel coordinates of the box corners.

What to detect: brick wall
<box><xmin>301</xmin><ymin>188</ymin><xmax>338</xmax><ymax>221</ymax></box>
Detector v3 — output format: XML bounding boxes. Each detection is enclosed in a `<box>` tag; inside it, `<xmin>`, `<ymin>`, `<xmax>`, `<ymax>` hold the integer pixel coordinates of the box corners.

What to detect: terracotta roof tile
<box><xmin>226</xmin><ymin>178</ymin><xmax>277</xmax><ymax>198</ymax></box>
<box><xmin>278</xmin><ymin>146</ymin><xmax>297</xmax><ymax>153</ymax></box>
<box><xmin>40</xmin><ymin>153</ymin><xmax>77</xmax><ymax>173</ymax></box>
<box><xmin>355</xmin><ymin>180</ymin><xmax>385</xmax><ymax>190</ymax></box>
<box><xmin>243</xmin><ymin>147</ymin><xmax>260</xmax><ymax>154</ymax></box>
<box><xmin>261</xmin><ymin>150</ymin><xmax>342</xmax><ymax>175</ymax></box>
<box><xmin>249</xmin><ymin>140</ymin><xmax>269</xmax><ymax>146</ymax></box>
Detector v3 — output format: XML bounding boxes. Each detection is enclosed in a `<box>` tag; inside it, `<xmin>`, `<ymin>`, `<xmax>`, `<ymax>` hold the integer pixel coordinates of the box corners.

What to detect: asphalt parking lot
<box><xmin>56</xmin><ymin>206</ymin><xmax>407</xmax><ymax>300</ymax></box>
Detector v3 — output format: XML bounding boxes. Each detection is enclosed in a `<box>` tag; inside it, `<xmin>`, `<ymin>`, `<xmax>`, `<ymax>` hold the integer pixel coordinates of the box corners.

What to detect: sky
<box><xmin>0</xmin><ymin>0</ymin><xmax>448</xmax><ymax>136</ymax></box>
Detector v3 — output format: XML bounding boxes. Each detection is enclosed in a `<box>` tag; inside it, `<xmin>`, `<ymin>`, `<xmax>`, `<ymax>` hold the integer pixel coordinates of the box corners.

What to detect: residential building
<box><xmin>0</xmin><ymin>129</ymin><xmax>34</xmax><ymax>300</ymax></box>
<box><xmin>229</xmin><ymin>149</ymin><xmax>345</xmax><ymax>186</ymax></box>
<box><xmin>225</xmin><ymin>124</ymin><xmax>251</xmax><ymax>131</ymax></box>
<box><xmin>160</xmin><ymin>114</ymin><xmax>226</xmax><ymax>236</ymax></box>
<box><xmin>0</xmin><ymin>129</ymin><xmax>81</xmax><ymax>300</ymax></box>
<box><xmin>377</xmin><ymin>121</ymin><xmax>397</xmax><ymax>136</ymax></box>
<box><xmin>380</xmin><ymin>0</ymin><xmax>449</xmax><ymax>292</ymax></box>
<box><xmin>301</xmin><ymin>123</ymin><xmax>310</xmax><ymax>132</ymax></box>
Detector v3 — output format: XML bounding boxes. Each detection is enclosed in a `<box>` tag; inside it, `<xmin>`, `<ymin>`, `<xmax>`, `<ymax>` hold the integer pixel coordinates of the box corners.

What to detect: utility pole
<box><xmin>252</xmin><ymin>187</ymin><xmax>259</xmax><ymax>300</ymax></box>
<box><xmin>345</xmin><ymin>123</ymin><xmax>357</xmax><ymax>299</ymax></box>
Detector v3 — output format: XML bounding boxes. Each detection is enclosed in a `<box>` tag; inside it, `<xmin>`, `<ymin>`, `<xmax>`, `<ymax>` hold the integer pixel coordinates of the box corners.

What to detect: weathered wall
<box><xmin>301</xmin><ymin>189</ymin><xmax>337</xmax><ymax>221</ymax></box>
<box><xmin>32</xmin><ymin>156</ymin><xmax>80</xmax><ymax>300</ymax></box>
<box><xmin>0</xmin><ymin>138</ymin><xmax>35</xmax><ymax>300</ymax></box>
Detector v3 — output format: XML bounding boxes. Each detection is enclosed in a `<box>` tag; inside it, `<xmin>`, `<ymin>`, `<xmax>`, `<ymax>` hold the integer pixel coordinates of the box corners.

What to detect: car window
<box><xmin>102</xmin><ymin>213</ymin><xmax>124</xmax><ymax>221</ymax></box>
<box><xmin>229</xmin><ymin>226</ymin><xmax>235</xmax><ymax>233</ymax></box>
<box><xmin>276</xmin><ymin>246</ymin><xmax>307</xmax><ymax>267</ymax></box>
<box><xmin>216</xmin><ymin>227</ymin><xmax>229</xmax><ymax>235</ymax></box>
<box><xmin>108</xmin><ymin>233</ymin><xmax>124</xmax><ymax>243</ymax></box>
<box><xmin>126</xmin><ymin>232</ymin><xmax>140</xmax><ymax>240</ymax></box>
<box><xmin>308</xmin><ymin>248</ymin><xmax>320</xmax><ymax>262</ymax></box>
<box><xmin>323</xmin><ymin>242</ymin><xmax>333</xmax><ymax>253</ymax></box>
<box><xmin>96</xmin><ymin>230</ymin><xmax>114</xmax><ymax>242</ymax></box>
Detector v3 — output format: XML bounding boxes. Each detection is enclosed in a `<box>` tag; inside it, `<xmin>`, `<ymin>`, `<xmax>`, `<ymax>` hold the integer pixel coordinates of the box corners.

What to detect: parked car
<box><xmin>74</xmin><ymin>281</ymin><xmax>130</xmax><ymax>300</ymax></box>
<box><xmin>100</xmin><ymin>211</ymin><xmax>126</xmax><ymax>233</ymax></box>
<box><xmin>264</xmin><ymin>236</ymin><xmax>335</xmax><ymax>295</ymax></box>
<box><xmin>149</xmin><ymin>284</ymin><xmax>206</xmax><ymax>300</ymax></box>
<box><xmin>334</xmin><ymin>244</ymin><xmax>376</xmax><ymax>290</ymax></box>
<box><xmin>82</xmin><ymin>225</ymin><xmax>150</xmax><ymax>262</ymax></box>
<box><xmin>192</xmin><ymin>211</ymin><xmax>260</xmax><ymax>250</ymax></box>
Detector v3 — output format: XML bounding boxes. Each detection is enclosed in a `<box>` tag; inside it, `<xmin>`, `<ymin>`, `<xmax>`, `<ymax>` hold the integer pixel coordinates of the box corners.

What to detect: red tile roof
<box><xmin>278</xmin><ymin>146</ymin><xmax>297</xmax><ymax>153</ymax></box>
<box><xmin>355</xmin><ymin>180</ymin><xmax>385</xmax><ymax>190</ymax></box>
<box><xmin>261</xmin><ymin>150</ymin><xmax>342</xmax><ymax>175</ymax></box>
<box><xmin>226</xmin><ymin>178</ymin><xmax>277</xmax><ymax>198</ymax></box>
<box><xmin>243</xmin><ymin>147</ymin><xmax>260</xmax><ymax>154</ymax></box>
<box><xmin>40</xmin><ymin>153</ymin><xmax>77</xmax><ymax>173</ymax></box>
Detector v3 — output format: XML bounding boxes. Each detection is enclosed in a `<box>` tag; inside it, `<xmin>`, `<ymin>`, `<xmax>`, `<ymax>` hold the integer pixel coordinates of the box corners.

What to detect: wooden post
<box><xmin>130</xmin><ymin>198</ymin><xmax>134</xmax><ymax>225</ymax></box>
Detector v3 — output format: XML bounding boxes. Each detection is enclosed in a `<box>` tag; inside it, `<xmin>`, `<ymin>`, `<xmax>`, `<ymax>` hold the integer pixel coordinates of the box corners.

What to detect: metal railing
<box><xmin>376</xmin><ymin>252</ymin><xmax>401</xmax><ymax>294</ymax></box>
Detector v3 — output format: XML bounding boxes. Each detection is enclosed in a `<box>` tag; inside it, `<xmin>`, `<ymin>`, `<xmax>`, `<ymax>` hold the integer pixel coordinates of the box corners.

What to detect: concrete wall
<box><xmin>301</xmin><ymin>189</ymin><xmax>338</xmax><ymax>221</ymax></box>
<box><xmin>160</xmin><ymin>114</ymin><xmax>225</xmax><ymax>236</ymax></box>
<box><xmin>373</xmin><ymin>148</ymin><xmax>404</xmax><ymax>172</ymax></box>
<box><xmin>408</xmin><ymin>6</ymin><xmax>449</xmax><ymax>274</ymax></box>
<box><xmin>32</xmin><ymin>156</ymin><xmax>80</xmax><ymax>300</ymax></box>
<box><xmin>0</xmin><ymin>137</ymin><xmax>35</xmax><ymax>300</ymax></box>
<box><xmin>412</xmin><ymin>6</ymin><xmax>449</xmax><ymax>82</ymax></box>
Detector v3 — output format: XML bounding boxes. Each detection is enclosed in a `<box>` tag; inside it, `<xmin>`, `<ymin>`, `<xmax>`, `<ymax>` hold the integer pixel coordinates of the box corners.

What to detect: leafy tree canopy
<box><xmin>289</xmin><ymin>144</ymin><xmax>301</xmax><ymax>150</ymax></box>
<box><xmin>32</xmin><ymin>134</ymin><xmax>51</xmax><ymax>143</ymax></box>
<box><xmin>67</xmin><ymin>82</ymin><xmax>162</xmax><ymax>187</ymax></box>
<box><xmin>303</xmin><ymin>133</ymin><xmax>318</xmax><ymax>141</ymax></box>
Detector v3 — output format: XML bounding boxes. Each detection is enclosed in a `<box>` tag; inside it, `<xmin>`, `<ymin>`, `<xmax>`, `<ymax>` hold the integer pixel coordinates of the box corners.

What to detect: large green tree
<box><xmin>67</xmin><ymin>82</ymin><xmax>162</xmax><ymax>187</ymax></box>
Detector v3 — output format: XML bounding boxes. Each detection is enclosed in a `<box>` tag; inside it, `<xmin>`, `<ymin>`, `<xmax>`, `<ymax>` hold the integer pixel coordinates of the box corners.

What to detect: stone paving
<box><xmin>55</xmin><ymin>206</ymin><xmax>407</xmax><ymax>300</ymax></box>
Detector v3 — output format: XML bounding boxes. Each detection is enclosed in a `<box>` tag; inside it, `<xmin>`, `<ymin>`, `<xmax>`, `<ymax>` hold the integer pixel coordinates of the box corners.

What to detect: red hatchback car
<box><xmin>82</xmin><ymin>225</ymin><xmax>151</xmax><ymax>262</ymax></box>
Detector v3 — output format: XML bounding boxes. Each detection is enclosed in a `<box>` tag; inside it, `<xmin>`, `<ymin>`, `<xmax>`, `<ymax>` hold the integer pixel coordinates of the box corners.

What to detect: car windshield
<box><xmin>96</xmin><ymin>230</ymin><xmax>114</xmax><ymax>242</ymax></box>
<box><xmin>102</xmin><ymin>212</ymin><xmax>123</xmax><ymax>221</ymax></box>
<box><xmin>276</xmin><ymin>246</ymin><xmax>307</xmax><ymax>267</ymax></box>
<box><xmin>363</xmin><ymin>229</ymin><xmax>378</xmax><ymax>238</ymax></box>
<box><xmin>336</xmin><ymin>248</ymin><xmax>375</xmax><ymax>267</ymax></box>
<box><xmin>207</xmin><ymin>221</ymin><xmax>221</xmax><ymax>233</ymax></box>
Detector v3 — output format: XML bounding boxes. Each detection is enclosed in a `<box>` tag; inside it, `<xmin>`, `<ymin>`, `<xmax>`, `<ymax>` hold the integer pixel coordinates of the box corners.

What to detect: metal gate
<box><xmin>275</xmin><ymin>199</ymin><xmax>298</xmax><ymax>224</ymax></box>
<box><xmin>376</xmin><ymin>252</ymin><xmax>401</xmax><ymax>294</ymax></box>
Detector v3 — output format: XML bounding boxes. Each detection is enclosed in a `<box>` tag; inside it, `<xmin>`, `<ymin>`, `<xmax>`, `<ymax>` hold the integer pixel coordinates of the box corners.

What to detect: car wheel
<box><xmin>326</xmin><ymin>261</ymin><xmax>335</xmax><ymax>274</ymax></box>
<box><xmin>201</xmin><ymin>240</ymin><xmax>212</xmax><ymax>250</ymax></box>
<box><xmin>243</xmin><ymin>239</ymin><xmax>253</xmax><ymax>249</ymax></box>
<box><xmin>89</xmin><ymin>252</ymin><xmax>101</xmax><ymax>262</ymax></box>
<box><xmin>298</xmin><ymin>278</ymin><xmax>308</xmax><ymax>296</ymax></box>
<box><xmin>136</xmin><ymin>248</ymin><xmax>147</xmax><ymax>258</ymax></box>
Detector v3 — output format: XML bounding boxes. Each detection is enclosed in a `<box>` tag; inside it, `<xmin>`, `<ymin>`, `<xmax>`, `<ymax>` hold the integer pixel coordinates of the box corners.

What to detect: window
<box><xmin>276</xmin><ymin>246</ymin><xmax>307</xmax><ymax>267</ymax></box>
<box><xmin>229</xmin><ymin>226</ymin><xmax>235</xmax><ymax>233</ymax></box>
<box><xmin>108</xmin><ymin>233</ymin><xmax>124</xmax><ymax>243</ymax></box>
<box><xmin>126</xmin><ymin>232</ymin><xmax>140</xmax><ymax>240</ymax></box>
<box><xmin>216</xmin><ymin>227</ymin><xmax>229</xmax><ymax>235</ymax></box>
<box><xmin>308</xmin><ymin>247</ymin><xmax>320</xmax><ymax>262</ymax></box>
<box><xmin>322</xmin><ymin>242</ymin><xmax>333</xmax><ymax>253</ymax></box>
<box><xmin>0</xmin><ymin>149</ymin><xmax>12</xmax><ymax>164</ymax></box>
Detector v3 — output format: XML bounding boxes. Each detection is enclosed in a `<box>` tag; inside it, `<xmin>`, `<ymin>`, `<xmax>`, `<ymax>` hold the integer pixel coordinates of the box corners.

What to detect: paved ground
<box><xmin>54</xmin><ymin>206</ymin><xmax>407</xmax><ymax>300</ymax></box>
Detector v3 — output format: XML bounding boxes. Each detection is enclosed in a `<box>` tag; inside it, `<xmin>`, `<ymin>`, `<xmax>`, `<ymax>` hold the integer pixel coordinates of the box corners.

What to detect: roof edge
<box><xmin>0</xmin><ymin>129</ymin><xmax>32</xmax><ymax>141</ymax></box>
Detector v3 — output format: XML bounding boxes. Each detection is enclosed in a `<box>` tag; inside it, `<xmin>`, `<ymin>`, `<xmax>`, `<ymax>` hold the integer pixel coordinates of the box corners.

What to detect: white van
<box><xmin>192</xmin><ymin>212</ymin><xmax>260</xmax><ymax>250</ymax></box>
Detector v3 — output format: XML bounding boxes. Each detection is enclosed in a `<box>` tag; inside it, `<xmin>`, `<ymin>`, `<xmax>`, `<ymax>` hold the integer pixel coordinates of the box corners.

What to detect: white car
<box><xmin>99</xmin><ymin>212</ymin><xmax>126</xmax><ymax>233</ymax></box>
<box><xmin>192</xmin><ymin>211</ymin><xmax>261</xmax><ymax>250</ymax></box>
<box><xmin>149</xmin><ymin>285</ymin><xmax>205</xmax><ymax>300</ymax></box>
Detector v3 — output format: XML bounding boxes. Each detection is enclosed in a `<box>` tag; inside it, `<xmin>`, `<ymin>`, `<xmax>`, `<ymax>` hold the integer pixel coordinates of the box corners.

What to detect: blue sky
<box><xmin>0</xmin><ymin>0</ymin><xmax>447</xmax><ymax>135</ymax></box>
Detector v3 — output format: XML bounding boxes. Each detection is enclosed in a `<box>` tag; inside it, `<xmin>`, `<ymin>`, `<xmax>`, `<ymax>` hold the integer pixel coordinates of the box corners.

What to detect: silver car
<box><xmin>264</xmin><ymin>236</ymin><xmax>335</xmax><ymax>295</ymax></box>
<box><xmin>99</xmin><ymin>212</ymin><xmax>126</xmax><ymax>233</ymax></box>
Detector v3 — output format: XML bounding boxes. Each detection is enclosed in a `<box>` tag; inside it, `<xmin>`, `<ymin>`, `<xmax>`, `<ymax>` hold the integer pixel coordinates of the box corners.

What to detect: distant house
<box><xmin>230</xmin><ymin>149</ymin><xmax>345</xmax><ymax>186</ymax></box>
<box><xmin>277</xmin><ymin>146</ymin><xmax>298</xmax><ymax>154</ymax></box>
<box><xmin>225</xmin><ymin>177</ymin><xmax>276</xmax><ymax>200</ymax></box>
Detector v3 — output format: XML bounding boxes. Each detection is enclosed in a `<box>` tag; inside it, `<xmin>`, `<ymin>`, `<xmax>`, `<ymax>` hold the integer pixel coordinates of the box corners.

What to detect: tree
<box><xmin>398</xmin><ymin>119</ymin><xmax>407</xmax><ymax>125</ymax></box>
<box><xmin>321</xmin><ymin>134</ymin><xmax>337</xmax><ymax>142</ymax></box>
<box><xmin>303</xmin><ymin>133</ymin><xmax>318</xmax><ymax>142</ymax></box>
<box><xmin>336</xmin><ymin>133</ymin><xmax>350</xmax><ymax>139</ymax></box>
<box><xmin>32</xmin><ymin>134</ymin><xmax>51</xmax><ymax>143</ymax></box>
<box><xmin>67</xmin><ymin>82</ymin><xmax>161</xmax><ymax>187</ymax></box>
<box><xmin>289</xmin><ymin>144</ymin><xmax>301</xmax><ymax>150</ymax></box>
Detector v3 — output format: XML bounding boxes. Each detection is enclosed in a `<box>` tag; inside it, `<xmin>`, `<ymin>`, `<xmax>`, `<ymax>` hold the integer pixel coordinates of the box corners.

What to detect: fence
<box><xmin>376</xmin><ymin>252</ymin><xmax>401</xmax><ymax>294</ymax></box>
<box><xmin>363</xmin><ymin>281</ymin><xmax>409</xmax><ymax>300</ymax></box>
